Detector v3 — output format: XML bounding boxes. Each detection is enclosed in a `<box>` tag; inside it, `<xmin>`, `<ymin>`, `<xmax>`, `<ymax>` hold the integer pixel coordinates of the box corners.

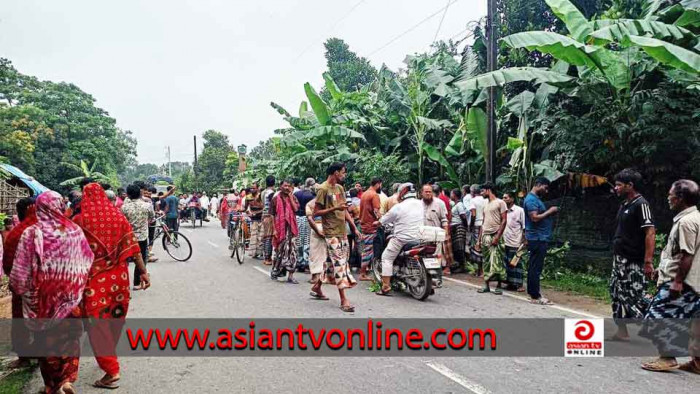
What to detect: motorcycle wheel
<box><xmin>407</xmin><ymin>259</ymin><xmax>432</xmax><ymax>301</ymax></box>
<box><xmin>371</xmin><ymin>256</ymin><xmax>383</xmax><ymax>283</ymax></box>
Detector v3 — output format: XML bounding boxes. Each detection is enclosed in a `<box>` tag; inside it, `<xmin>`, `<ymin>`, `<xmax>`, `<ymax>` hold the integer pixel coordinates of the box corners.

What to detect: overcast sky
<box><xmin>2</xmin><ymin>0</ymin><xmax>487</xmax><ymax>166</ymax></box>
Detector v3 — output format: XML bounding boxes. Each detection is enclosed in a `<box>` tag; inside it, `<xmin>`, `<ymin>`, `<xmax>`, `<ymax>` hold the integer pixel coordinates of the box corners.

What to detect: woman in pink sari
<box><xmin>10</xmin><ymin>191</ymin><xmax>94</xmax><ymax>394</ymax></box>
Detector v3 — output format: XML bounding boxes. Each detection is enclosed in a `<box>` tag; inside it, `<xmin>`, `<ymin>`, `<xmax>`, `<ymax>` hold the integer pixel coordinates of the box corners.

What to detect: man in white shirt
<box><xmin>200</xmin><ymin>192</ymin><xmax>210</xmax><ymax>221</ymax></box>
<box><xmin>468</xmin><ymin>185</ymin><xmax>487</xmax><ymax>276</ymax></box>
<box><xmin>374</xmin><ymin>183</ymin><xmax>424</xmax><ymax>295</ymax></box>
<box><xmin>210</xmin><ymin>194</ymin><xmax>220</xmax><ymax>217</ymax></box>
<box><xmin>503</xmin><ymin>192</ymin><xmax>526</xmax><ymax>292</ymax></box>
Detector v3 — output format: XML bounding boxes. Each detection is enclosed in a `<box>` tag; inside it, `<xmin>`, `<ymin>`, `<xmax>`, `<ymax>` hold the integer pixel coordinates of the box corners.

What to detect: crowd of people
<box><xmin>0</xmin><ymin>163</ymin><xmax>698</xmax><ymax>391</ymax></box>
<box><xmin>213</xmin><ymin>162</ymin><xmax>699</xmax><ymax>373</ymax></box>
<box><xmin>1</xmin><ymin>179</ymin><xmax>158</xmax><ymax>393</ymax></box>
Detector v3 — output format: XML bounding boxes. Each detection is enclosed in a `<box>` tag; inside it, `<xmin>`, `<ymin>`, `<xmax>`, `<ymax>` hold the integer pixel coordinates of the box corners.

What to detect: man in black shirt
<box><xmin>610</xmin><ymin>169</ymin><xmax>656</xmax><ymax>341</ymax></box>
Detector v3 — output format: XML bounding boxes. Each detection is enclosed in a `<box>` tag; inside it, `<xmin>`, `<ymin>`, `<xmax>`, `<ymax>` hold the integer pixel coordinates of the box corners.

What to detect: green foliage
<box><xmin>0</xmin><ymin>58</ymin><xmax>136</xmax><ymax>191</ymax></box>
<box><xmin>196</xmin><ymin>130</ymin><xmax>235</xmax><ymax>192</ymax></box>
<box><xmin>324</xmin><ymin>38</ymin><xmax>378</xmax><ymax>93</ymax></box>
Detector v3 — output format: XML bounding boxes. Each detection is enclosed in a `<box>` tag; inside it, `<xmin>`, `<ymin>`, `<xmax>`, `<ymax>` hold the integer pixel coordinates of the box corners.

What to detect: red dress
<box><xmin>73</xmin><ymin>183</ymin><xmax>141</xmax><ymax>376</ymax></box>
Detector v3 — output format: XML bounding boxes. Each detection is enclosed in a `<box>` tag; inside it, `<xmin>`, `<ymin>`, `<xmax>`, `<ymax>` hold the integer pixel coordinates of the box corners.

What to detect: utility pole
<box><xmin>167</xmin><ymin>146</ymin><xmax>172</xmax><ymax>178</ymax></box>
<box><xmin>193</xmin><ymin>135</ymin><xmax>198</xmax><ymax>190</ymax></box>
<box><xmin>486</xmin><ymin>0</ymin><xmax>497</xmax><ymax>183</ymax></box>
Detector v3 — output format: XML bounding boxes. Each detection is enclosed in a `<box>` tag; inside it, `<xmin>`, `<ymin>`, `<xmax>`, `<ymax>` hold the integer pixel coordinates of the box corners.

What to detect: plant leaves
<box><xmin>505</xmin><ymin>91</ymin><xmax>535</xmax><ymax>117</ymax></box>
<box><xmin>455</xmin><ymin>67</ymin><xmax>575</xmax><ymax>92</ymax></box>
<box><xmin>323</xmin><ymin>73</ymin><xmax>342</xmax><ymax>100</ymax></box>
<box><xmin>589</xmin><ymin>19</ymin><xmax>696</xmax><ymax>46</ymax></box>
<box><xmin>544</xmin><ymin>0</ymin><xmax>594</xmax><ymax>42</ymax></box>
<box><xmin>421</xmin><ymin>142</ymin><xmax>459</xmax><ymax>183</ymax></box>
<box><xmin>304</xmin><ymin>83</ymin><xmax>331</xmax><ymax>126</ymax></box>
<box><xmin>270</xmin><ymin>102</ymin><xmax>291</xmax><ymax>117</ymax></box>
<box><xmin>298</xmin><ymin>101</ymin><xmax>308</xmax><ymax>117</ymax></box>
<box><xmin>502</xmin><ymin>32</ymin><xmax>599</xmax><ymax>67</ymax></box>
<box><xmin>626</xmin><ymin>35</ymin><xmax>700</xmax><ymax>73</ymax></box>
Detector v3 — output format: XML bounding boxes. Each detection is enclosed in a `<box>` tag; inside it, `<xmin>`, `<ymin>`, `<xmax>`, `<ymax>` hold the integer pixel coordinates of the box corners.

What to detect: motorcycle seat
<box><xmin>399</xmin><ymin>241</ymin><xmax>422</xmax><ymax>256</ymax></box>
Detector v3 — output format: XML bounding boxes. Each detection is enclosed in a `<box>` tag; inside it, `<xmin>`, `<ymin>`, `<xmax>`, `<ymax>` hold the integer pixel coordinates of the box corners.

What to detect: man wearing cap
<box><xmin>294</xmin><ymin>178</ymin><xmax>317</xmax><ymax>272</ymax></box>
<box><xmin>373</xmin><ymin>183</ymin><xmax>424</xmax><ymax>295</ymax></box>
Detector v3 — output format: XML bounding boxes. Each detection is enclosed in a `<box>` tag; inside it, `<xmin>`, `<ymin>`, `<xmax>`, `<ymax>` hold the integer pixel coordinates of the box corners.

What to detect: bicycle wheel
<box><xmin>230</xmin><ymin>223</ymin><xmax>238</xmax><ymax>259</ymax></box>
<box><xmin>162</xmin><ymin>231</ymin><xmax>192</xmax><ymax>261</ymax></box>
<box><xmin>236</xmin><ymin>225</ymin><xmax>245</xmax><ymax>264</ymax></box>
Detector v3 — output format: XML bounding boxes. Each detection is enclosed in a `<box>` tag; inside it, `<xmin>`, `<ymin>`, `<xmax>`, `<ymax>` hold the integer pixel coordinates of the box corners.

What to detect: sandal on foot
<box><xmin>287</xmin><ymin>278</ymin><xmax>299</xmax><ymax>284</ymax></box>
<box><xmin>358</xmin><ymin>275</ymin><xmax>373</xmax><ymax>282</ymax></box>
<box><xmin>641</xmin><ymin>358</ymin><xmax>679</xmax><ymax>372</ymax></box>
<box><xmin>376</xmin><ymin>287</ymin><xmax>393</xmax><ymax>297</ymax></box>
<box><xmin>493</xmin><ymin>288</ymin><xmax>503</xmax><ymax>295</ymax></box>
<box><xmin>477</xmin><ymin>286</ymin><xmax>490</xmax><ymax>293</ymax></box>
<box><xmin>529</xmin><ymin>297</ymin><xmax>553</xmax><ymax>305</ymax></box>
<box><xmin>309</xmin><ymin>291</ymin><xmax>329</xmax><ymax>300</ymax></box>
<box><xmin>679</xmin><ymin>360</ymin><xmax>700</xmax><ymax>374</ymax></box>
<box><xmin>339</xmin><ymin>305</ymin><xmax>355</xmax><ymax>313</ymax></box>
<box><xmin>93</xmin><ymin>379</ymin><xmax>119</xmax><ymax>389</ymax></box>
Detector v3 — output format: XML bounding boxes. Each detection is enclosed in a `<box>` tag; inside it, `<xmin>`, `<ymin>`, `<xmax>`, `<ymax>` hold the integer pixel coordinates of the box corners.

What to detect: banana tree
<box><xmin>59</xmin><ymin>159</ymin><xmax>111</xmax><ymax>187</ymax></box>
<box><xmin>500</xmin><ymin>0</ymin><xmax>700</xmax><ymax>99</ymax></box>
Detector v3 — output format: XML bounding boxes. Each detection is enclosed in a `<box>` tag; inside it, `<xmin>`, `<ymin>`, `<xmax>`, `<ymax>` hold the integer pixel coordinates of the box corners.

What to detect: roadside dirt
<box><xmin>449</xmin><ymin>272</ymin><xmax>611</xmax><ymax>317</ymax></box>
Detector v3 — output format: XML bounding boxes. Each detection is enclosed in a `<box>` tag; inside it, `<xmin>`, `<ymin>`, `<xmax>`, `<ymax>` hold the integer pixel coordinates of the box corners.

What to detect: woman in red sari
<box><xmin>72</xmin><ymin>183</ymin><xmax>150</xmax><ymax>389</ymax></box>
<box><xmin>10</xmin><ymin>191</ymin><xmax>94</xmax><ymax>394</ymax></box>
<box><xmin>2</xmin><ymin>197</ymin><xmax>37</xmax><ymax>369</ymax></box>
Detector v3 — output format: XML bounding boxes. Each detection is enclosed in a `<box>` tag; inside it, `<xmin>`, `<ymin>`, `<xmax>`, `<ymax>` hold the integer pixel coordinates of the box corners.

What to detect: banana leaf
<box><xmin>502</xmin><ymin>32</ymin><xmax>599</xmax><ymax>68</ymax></box>
<box><xmin>455</xmin><ymin>67</ymin><xmax>574</xmax><ymax>92</ymax></box>
<box><xmin>545</xmin><ymin>0</ymin><xmax>593</xmax><ymax>42</ymax></box>
<box><xmin>323</xmin><ymin>73</ymin><xmax>342</xmax><ymax>101</ymax></box>
<box><xmin>589</xmin><ymin>19</ymin><xmax>696</xmax><ymax>46</ymax></box>
<box><xmin>421</xmin><ymin>142</ymin><xmax>459</xmax><ymax>183</ymax></box>
<box><xmin>626</xmin><ymin>35</ymin><xmax>700</xmax><ymax>73</ymax></box>
<box><xmin>304</xmin><ymin>83</ymin><xmax>331</xmax><ymax>126</ymax></box>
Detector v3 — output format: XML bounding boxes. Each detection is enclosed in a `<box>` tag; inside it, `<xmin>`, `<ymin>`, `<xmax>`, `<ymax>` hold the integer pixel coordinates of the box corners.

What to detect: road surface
<box><xmin>26</xmin><ymin>220</ymin><xmax>699</xmax><ymax>393</ymax></box>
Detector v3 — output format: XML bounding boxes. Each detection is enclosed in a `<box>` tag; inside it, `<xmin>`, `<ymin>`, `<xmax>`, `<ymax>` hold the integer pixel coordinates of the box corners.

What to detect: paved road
<box><xmin>27</xmin><ymin>221</ymin><xmax>699</xmax><ymax>393</ymax></box>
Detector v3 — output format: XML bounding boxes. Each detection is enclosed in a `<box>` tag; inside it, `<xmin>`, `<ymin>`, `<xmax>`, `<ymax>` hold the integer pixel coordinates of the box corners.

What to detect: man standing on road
<box><xmin>311</xmin><ymin>162</ymin><xmax>358</xmax><ymax>313</ymax></box>
<box><xmin>163</xmin><ymin>186</ymin><xmax>180</xmax><ymax>232</ymax></box>
<box><xmin>640</xmin><ymin>179</ymin><xmax>700</xmax><ymax>373</ymax></box>
<box><xmin>246</xmin><ymin>184</ymin><xmax>264</xmax><ymax>259</ymax></box>
<box><xmin>261</xmin><ymin>176</ymin><xmax>276</xmax><ymax>266</ymax></box>
<box><xmin>422</xmin><ymin>184</ymin><xmax>449</xmax><ymax>275</ymax></box>
<box><xmin>359</xmin><ymin>178</ymin><xmax>382</xmax><ymax>281</ymax></box>
<box><xmin>523</xmin><ymin>177</ymin><xmax>559</xmax><ymax>305</ymax></box>
<box><xmin>503</xmin><ymin>192</ymin><xmax>526</xmax><ymax>292</ymax></box>
<box><xmin>306</xmin><ymin>192</ymin><xmax>327</xmax><ymax>286</ymax></box>
<box><xmin>200</xmin><ymin>192</ymin><xmax>210</xmax><ymax>222</ymax></box>
<box><xmin>121</xmin><ymin>184</ymin><xmax>155</xmax><ymax>290</ymax></box>
<box><xmin>270</xmin><ymin>179</ymin><xmax>300</xmax><ymax>283</ymax></box>
<box><xmin>210</xmin><ymin>193</ymin><xmax>219</xmax><ymax>218</ymax></box>
<box><xmin>610</xmin><ymin>169</ymin><xmax>656</xmax><ymax>341</ymax></box>
<box><xmin>476</xmin><ymin>183</ymin><xmax>508</xmax><ymax>295</ymax></box>
<box><xmin>294</xmin><ymin>178</ymin><xmax>316</xmax><ymax>272</ymax></box>
<box><xmin>468</xmin><ymin>184</ymin><xmax>487</xmax><ymax>276</ymax></box>
<box><xmin>450</xmin><ymin>189</ymin><xmax>469</xmax><ymax>273</ymax></box>
<box><xmin>433</xmin><ymin>184</ymin><xmax>454</xmax><ymax>275</ymax></box>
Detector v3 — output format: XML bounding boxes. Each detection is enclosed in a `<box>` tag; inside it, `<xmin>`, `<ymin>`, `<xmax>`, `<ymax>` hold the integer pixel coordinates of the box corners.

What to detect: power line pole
<box><xmin>486</xmin><ymin>0</ymin><xmax>497</xmax><ymax>183</ymax></box>
<box><xmin>167</xmin><ymin>146</ymin><xmax>172</xmax><ymax>178</ymax></box>
<box><xmin>193</xmin><ymin>135</ymin><xmax>198</xmax><ymax>189</ymax></box>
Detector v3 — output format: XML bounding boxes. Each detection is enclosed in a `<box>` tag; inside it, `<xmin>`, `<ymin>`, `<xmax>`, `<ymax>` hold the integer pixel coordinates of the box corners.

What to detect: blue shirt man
<box><xmin>522</xmin><ymin>178</ymin><xmax>559</xmax><ymax>304</ymax></box>
<box><xmin>524</xmin><ymin>193</ymin><xmax>553</xmax><ymax>242</ymax></box>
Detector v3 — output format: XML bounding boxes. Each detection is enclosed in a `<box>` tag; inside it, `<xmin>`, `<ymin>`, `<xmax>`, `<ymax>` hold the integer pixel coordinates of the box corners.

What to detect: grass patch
<box><xmin>0</xmin><ymin>366</ymin><xmax>35</xmax><ymax>394</ymax></box>
<box><xmin>541</xmin><ymin>270</ymin><xmax>610</xmax><ymax>302</ymax></box>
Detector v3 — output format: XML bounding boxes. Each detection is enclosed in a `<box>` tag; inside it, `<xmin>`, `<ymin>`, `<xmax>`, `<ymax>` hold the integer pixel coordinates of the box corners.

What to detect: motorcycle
<box><xmin>371</xmin><ymin>224</ymin><xmax>443</xmax><ymax>301</ymax></box>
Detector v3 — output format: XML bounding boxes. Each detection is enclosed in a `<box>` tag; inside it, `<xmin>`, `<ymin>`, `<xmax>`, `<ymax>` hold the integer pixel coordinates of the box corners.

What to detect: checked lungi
<box><xmin>360</xmin><ymin>231</ymin><xmax>377</xmax><ymax>270</ymax></box>
<box><xmin>261</xmin><ymin>214</ymin><xmax>274</xmax><ymax>260</ymax></box>
<box><xmin>609</xmin><ymin>254</ymin><xmax>648</xmax><ymax>320</ymax></box>
<box><xmin>295</xmin><ymin>215</ymin><xmax>310</xmax><ymax>271</ymax></box>
<box><xmin>482</xmin><ymin>232</ymin><xmax>506</xmax><ymax>282</ymax></box>
<box><xmin>640</xmin><ymin>282</ymin><xmax>700</xmax><ymax>357</ymax></box>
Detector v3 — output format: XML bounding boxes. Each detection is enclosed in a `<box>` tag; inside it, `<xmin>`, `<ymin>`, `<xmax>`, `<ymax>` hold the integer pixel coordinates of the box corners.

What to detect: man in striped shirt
<box><xmin>610</xmin><ymin>169</ymin><xmax>656</xmax><ymax>341</ymax></box>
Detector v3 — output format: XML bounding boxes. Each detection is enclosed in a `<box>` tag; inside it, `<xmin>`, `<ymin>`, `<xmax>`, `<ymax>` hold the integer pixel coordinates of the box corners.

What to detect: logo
<box><xmin>564</xmin><ymin>319</ymin><xmax>604</xmax><ymax>357</ymax></box>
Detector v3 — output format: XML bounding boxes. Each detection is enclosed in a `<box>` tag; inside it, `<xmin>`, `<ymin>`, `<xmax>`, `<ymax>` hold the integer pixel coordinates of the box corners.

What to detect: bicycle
<box><xmin>188</xmin><ymin>205</ymin><xmax>203</xmax><ymax>228</ymax></box>
<box><xmin>228</xmin><ymin>212</ymin><xmax>249</xmax><ymax>264</ymax></box>
<box><xmin>153</xmin><ymin>215</ymin><xmax>193</xmax><ymax>261</ymax></box>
